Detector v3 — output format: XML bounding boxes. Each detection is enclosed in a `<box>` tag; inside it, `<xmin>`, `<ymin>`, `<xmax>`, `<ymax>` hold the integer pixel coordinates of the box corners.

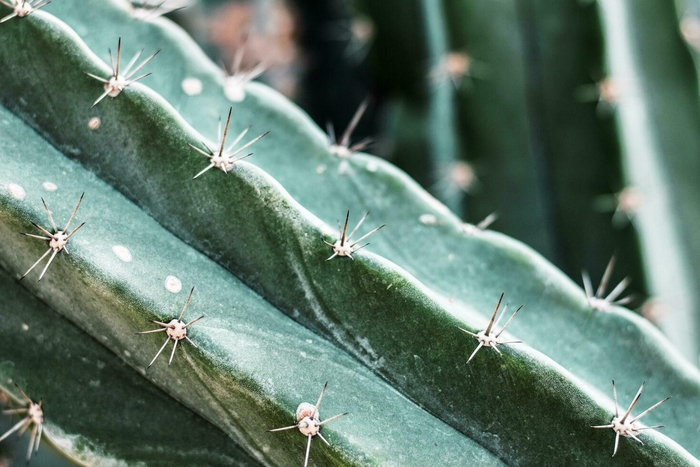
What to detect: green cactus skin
<box><xmin>0</xmin><ymin>103</ymin><xmax>505</xmax><ymax>466</ymax></box>
<box><xmin>1</xmin><ymin>8</ymin><xmax>700</xmax><ymax>465</ymax></box>
<box><xmin>0</xmin><ymin>267</ymin><xmax>262</xmax><ymax>467</ymax></box>
<box><xmin>597</xmin><ymin>0</ymin><xmax>700</xmax><ymax>359</ymax></box>
<box><xmin>13</xmin><ymin>0</ymin><xmax>700</xmax><ymax>458</ymax></box>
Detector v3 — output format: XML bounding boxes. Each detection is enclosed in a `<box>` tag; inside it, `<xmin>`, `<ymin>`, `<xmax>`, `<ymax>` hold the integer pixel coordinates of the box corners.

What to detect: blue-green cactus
<box><xmin>0</xmin><ymin>2</ymin><xmax>699</xmax><ymax>466</ymax></box>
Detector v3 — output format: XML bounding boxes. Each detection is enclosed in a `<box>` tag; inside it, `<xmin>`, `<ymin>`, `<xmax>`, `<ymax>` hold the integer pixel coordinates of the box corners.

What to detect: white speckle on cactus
<box><xmin>88</xmin><ymin>117</ymin><xmax>101</xmax><ymax>130</ymax></box>
<box><xmin>42</xmin><ymin>181</ymin><xmax>58</xmax><ymax>192</ymax></box>
<box><xmin>447</xmin><ymin>253</ymin><xmax>455</xmax><ymax>261</ymax></box>
<box><xmin>182</xmin><ymin>77</ymin><xmax>203</xmax><ymax>96</ymax></box>
<box><xmin>419</xmin><ymin>214</ymin><xmax>438</xmax><ymax>226</ymax></box>
<box><xmin>112</xmin><ymin>245</ymin><xmax>133</xmax><ymax>263</ymax></box>
<box><xmin>366</xmin><ymin>160</ymin><xmax>378</xmax><ymax>172</ymax></box>
<box><xmin>315</xmin><ymin>164</ymin><xmax>327</xmax><ymax>174</ymax></box>
<box><xmin>165</xmin><ymin>275</ymin><xmax>182</xmax><ymax>293</ymax></box>
<box><xmin>8</xmin><ymin>183</ymin><xmax>26</xmax><ymax>200</ymax></box>
<box><xmin>21</xmin><ymin>323</ymin><xmax>29</xmax><ymax>331</ymax></box>
<box><xmin>268</xmin><ymin>382</ymin><xmax>347</xmax><ymax>467</ymax></box>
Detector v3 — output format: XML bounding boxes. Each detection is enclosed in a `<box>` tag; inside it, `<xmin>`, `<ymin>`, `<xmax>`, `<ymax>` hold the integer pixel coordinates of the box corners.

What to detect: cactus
<box><xmin>351</xmin><ymin>0</ymin><xmax>650</xmax><ymax>309</ymax></box>
<box><xmin>320</xmin><ymin>0</ymin><xmax>700</xmax><ymax>360</ymax></box>
<box><xmin>596</xmin><ymin>0</ymin><xmax>700</xmax><ymax>359</ymax></box>
<box><xmin>0</xmin><ymin>102</ymin><xmax>502</xmax><ymax>466</ymax></box>
<box><xmin>0</xmin><ymin>266</ymin><xmax>260</xmax><ymax>466</ymax></box>
<box><xmin>0</xmin><ymin>2</ymin><xmax>699</xmax><ymax>466</ymax></box>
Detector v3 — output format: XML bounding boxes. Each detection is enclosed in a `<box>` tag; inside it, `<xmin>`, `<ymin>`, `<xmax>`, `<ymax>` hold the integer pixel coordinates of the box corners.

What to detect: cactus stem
<box><xmin>0</xmin><ymin>385</ymin><xmax>44</xmax><ymax>463</ymax></box>
<box><xmin>324</xmin><ymin>211</ymin><xmax>385</xmax><ymax>260</ymax></box>
<box><xmin>20</xmin><ymin>193</ymin><xmax>85</xmax><ymax>281</ymax></box>
<box><xmin>268</xmin><ymin>382</ymin><xmax>348</xmax><ymax>467</ymax></box>
<box><xmin>457</xmin><ymin>293</ymin><xmax>523</xmax><ymax>363</ymax></box>
<box><xmin>592</xmin><ymin>380</ymin><xmax>670</xmax><ymax>456</ymax></box>
<box><xmin>137</xmin><ymin>287</ymin><xmax>203</xmax><ymax>368</ymax></box>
